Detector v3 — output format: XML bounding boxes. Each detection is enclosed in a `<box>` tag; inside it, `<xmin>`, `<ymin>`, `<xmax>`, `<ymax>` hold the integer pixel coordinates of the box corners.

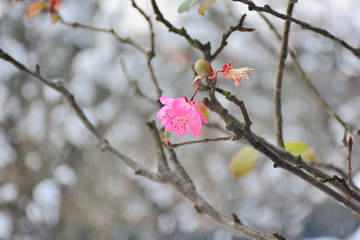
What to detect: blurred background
<box><xmin>0</xmin><ymin>0</ymin><xmax>360</xmax><ymax>239</ymax></box>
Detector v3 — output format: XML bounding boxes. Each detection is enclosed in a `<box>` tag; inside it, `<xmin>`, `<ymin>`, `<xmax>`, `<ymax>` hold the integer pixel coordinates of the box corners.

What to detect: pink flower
<box><xmin>156</xmin><ymin>96</ymin><xmax>208</xmax><ymax>138</ymax></box>
<box><xmin>222</xmin><ymin>62</ymin><xmax>253</xmax><ymax>86</ymax></box>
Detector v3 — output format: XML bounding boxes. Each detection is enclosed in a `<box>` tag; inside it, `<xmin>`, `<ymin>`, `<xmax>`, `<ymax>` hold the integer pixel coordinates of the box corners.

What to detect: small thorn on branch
<box><xmin>194</xmin><ymin>205</ymin><xmax>203</xmax><ymax>213</ymax></box>
<box><xmin>273</xmin><ymin>232</ymin><xmax>287</xmax><ymax>240</ymax></box>
<box><xmin>35</xmin><ymin>64</ymin><xmax>40</xmax><ymax>74</ymax></box>
<box><xmin>232</xmin><ymin>213</ymin><xmax>243</xmax><ymax>225</ymax></box>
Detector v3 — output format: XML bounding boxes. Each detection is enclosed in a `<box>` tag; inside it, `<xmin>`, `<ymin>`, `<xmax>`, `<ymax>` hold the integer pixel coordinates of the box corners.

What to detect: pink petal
<box><xmin>159</xmin><ymin>96</ymin><xmax>174</xmax><ymax>105</ymax></box>
<box><xmin>156</xmin><ymin>106</ymin><xmax>171</xmax><ymax>126</ymax></box>
<box><xmin>165</xmin><ymin>115</ymin><xmax>190</xmax><ymax>137</ymax></box>
<box><xmin>188</xmin><ymin>111</ymin><xmax>202</xmax><ymax>138</ymax></box>
<box><xmin>188</xmin><ymin>105</ymin><xmax>208</xmax><ymax>138</ymax></box>
<box><xmin>234</xmin><ymin>79</ymin><xmax>241</xmax><ymax>86</ymax></box>
<box><xmin>223</xmin><ymin>72</ymin><xmax>231</xmax><ymax>80</ymax></box>
<box><xmin>171</xmin><ymin>98</ymin><xmax>191</xmax><ymax>115</ymax></box>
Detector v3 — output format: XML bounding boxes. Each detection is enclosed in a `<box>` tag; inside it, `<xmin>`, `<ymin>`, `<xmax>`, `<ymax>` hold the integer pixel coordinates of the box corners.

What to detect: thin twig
<box><xmin>131</xmin><ymin>0</ymin><xmax>162</xmax><ymax>97</ymax></box>
<box><xmin>214</xmin><ymin>87</ymin><xmax>251</xmax><ymax>130</ymax></box>
<box><xmin>130</xmin><ymin>0</ymin><xmax>155</xmax><ymax>59</ymax></box>
<box><xmin>167</xmin><ymin>136</ymin><xmax>235</xmax><ymax>149</ymax></box>
<box><xmin>274</xmin><ymin>0</ymin><xmax>295</xmax><ymax>148</ymax></box>
<box><xmin>313</xmin><ymin>162</ymin><xmax>360</xmax><ymax>193</ymax></box>
<box><xmin>120</xmin><ymin>60</ymin><xmax>155</xmax><ymax>102</ymax></box>
<box><xmin>167</xmin><ymin>148</ymin><xmax>196</xmax><ymax>190</ymax></box>
<box><xmin>347</xmin><ymin>137</ymin><xmax>353</xmax><ymax>186</ymax></box>
<box><xmin>147</xmin><ymin>121</ymin><xmax>170</xmax><ymax>173</ymax></box>
<box><xmin>238</xmin><ymin>100</ymin><xmax>252</xmax><ymax>131</ymax></box>
<box><xmin>59</xmin><ymin>11</ymin><xmax>162</xmax><ymax>98</ymax></box>
<box><xmin>58</xmin><ymin>16</ymin><xmax>147</xmax><ymax>54</ymax></box>
<box><xmin>210</xmin><ymin>14</ymin><xmax>254</xmax><ymax>61</ymax></box>
<box><xmin>233</xmin><ymin>0</ymin><xmax>360</xmax><ymax>59</ymax></box>
<box><xmin>258</xmin><ymin>12</ymin><xmax>356</xmax><ymax>140</ymax></box>
<box><xmin>150</xmin><ymin>0</ymin><xmax>211</xmax><ymax>60</ymax></box>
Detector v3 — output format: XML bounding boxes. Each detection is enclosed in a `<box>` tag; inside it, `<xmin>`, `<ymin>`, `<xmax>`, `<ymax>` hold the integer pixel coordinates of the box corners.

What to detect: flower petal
<box><xmin>171</xmin><ymin>97</ymin><xmax>191</xmax><ymax>115</ymax></box>
<box><xmin>159</xmin><ymin>96</ymin><xmax>174</xmax><ymax>105</ymax></box>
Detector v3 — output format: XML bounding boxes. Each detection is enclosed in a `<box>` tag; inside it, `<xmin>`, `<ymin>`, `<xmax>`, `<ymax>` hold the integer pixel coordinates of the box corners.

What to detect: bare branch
<box><xmin>167</xmin><ymin>136</ymin><xmax>235</xmax><ymax>148</ymax></box>
<box><xmin>147</xmin><ymin>121</ymin><xmax>170</xmax><ymax>173</ymax></box>
<box><xmin>347</xmin><ymin>137</ymin><xmax>353</xmax><ymax>186</ymax></box>
<box><xmin>233</xmin><ymin>0</ymin><xmax>360</xmax><ymax>59</ymax></box>
<box><xmin>257</xmin><ymin>12</ymin><xmax>356</xmax><ymax>138</ymax></box>
<box><xmin>274</xmin><ymin>0</ymin><xmax>295</xmax><ymax>148</ymax></box>
<box><xmin>0</xmin><ymin>48</ymin><xmax>160</xmax><ymax>182</ymax></box>
<box><xmin>131</xmin><ymin>0</ymin><xmax>162</xmax><ymax>97</ymax></box>
<box><xmin>203</xmin><ymin>96</ymin><xmax>360</xmax><ymax>216</ymax></box>
<box><xmin>120</xmin><ymin>60</ymin><xmax>156</xmax><ymax>102</ymax></box>
<box><xmin>0</xmin><ymin>47</ymin><xmax>279</xmax><ymax>240</ymax></box>
<box><xmin>210</xmin><ymin>14</ymin><xmax>254</xmax><ymax>61</ymax></box>
<box><xmin>59</xmin><ymin>12</ymin><xmax>162</xmax><ymax>98</ymax></box>
<box><xmin>215</xmin><ymin>87</ymin><xmax>252</xmax><ymax>130</ymax></box>
<box><xmin>167</xmin><ymin>148</ymin><xmax>196</xmax><ymax>190</ymax></box>
<box><xmin>313</xmin><ymin>162</ymin><xmax>360</xmax><ymax>193</ymax></box>
<box><xmin>58</xmin><ymin>16</ymin><xmax>147</xmax><ymax>54</ymax></box>
<box><xmin>150</xmin><ymin>0</ymin><xmax>212</xmax><ymax>60</ymax></box>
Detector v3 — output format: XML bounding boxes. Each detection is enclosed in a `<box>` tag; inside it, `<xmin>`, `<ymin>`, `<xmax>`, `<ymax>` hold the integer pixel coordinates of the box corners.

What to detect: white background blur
<box><xmin>0</xmin><ymin>0</ymin><xmax>360</xmax><ymax>239</ymax></box>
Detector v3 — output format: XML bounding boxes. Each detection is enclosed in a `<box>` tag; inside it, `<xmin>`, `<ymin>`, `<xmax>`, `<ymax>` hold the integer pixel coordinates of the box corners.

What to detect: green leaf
<box><xmin>229</xmin><ymin>146</ymin><xmax>259</xmax><ymax>178</ymax></box>
<box><xmin>163</xmin><ymin>130</ymin><xmax>170</xmax><ymax>143</ymax></box>
<box><xmin>178</xmin><ymin>0</ymin><xmax>201</xmax><ymax>13</ymax></box>
<box><xmin>194</xmin><ymin>59</ymin><xmax>213</xmax><ymax>76</ymax></box>
<box><xmin>198</xmin><ymin>0</ymin><xmax>216</xmax><ymax>16</ymax></box>
<box><xmin>284</xmin><ymin>141</ymin><xmax>317</xmax><ymax>163</ymax></box>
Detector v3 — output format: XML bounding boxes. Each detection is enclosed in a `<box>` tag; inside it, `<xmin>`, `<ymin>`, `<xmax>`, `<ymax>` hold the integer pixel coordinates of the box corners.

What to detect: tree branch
<box><xmin>257</xmin><ymin>12</ymin><xmax>356</xmax><ymax>138</ymax></box>
<box><xmin>203</xmin><ymin>96</ymin><xmax>360</xmax><ymax>216</ymax></box>
<box><xmin>58</xmin><ymin>16</ymin><xmax>147</xmax><ymax>54</ymax></box>
<box><xmin>0</xmin><ymin>47</ymin><xmax>279</xmax><ymax>240</ymax></box>
<box><xmin>347</xmin><ymin>137</ymin><xmax>353</xmax><ymax>186</ymax></box>
<box><xmin>232</xmin><ymin>0</ymin><xmax>360</xmax><ymax>59</ymax></box>
<box><xmin>214</xmin><ymin>87</ymin><xmax>252</xmax><ymax>130</ymax></box>
<box><xmin>59</xmin><ymin>8</ymin><xmax>162</xmax><ymax>99</ymax></box>
<box><xmin>147</xmin><ymin>121</ymin><xmax>170</xmax><ymax>173</ymax></box>
<box><xmin>274</xmin><ymin>0</ymin><xmax>295</xmax><ymax>148</ymax></box>
<box><xmin>167</xmin><ymin>136</ymin><xmax>235</xmax><ymax>148</ymax></box>
<box><xmin>167</xmin><ymin>148</ymin><xmax>196</xmax><ymax>190</ymax></box>
<box><xmin>131</xmin><ymin>0</ymin><xmax>162</xmax><ymax>97</ymax></box>
<box><xmin>0</xmin><ymin>48</ymin><xmax>161</xmax><ymax>182</ymax></box>
<box><xmin>150</xmin><ymin>0</ymin><xmax>212</xmax><ymax>60</ymax></box>
<box><xmin>210</xmin><ymin>14</ymin><xmax>254</xmax><ymax>61</ymax></box>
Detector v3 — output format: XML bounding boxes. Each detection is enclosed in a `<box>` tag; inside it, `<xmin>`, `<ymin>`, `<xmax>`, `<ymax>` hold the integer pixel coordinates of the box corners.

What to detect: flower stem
<box><xmin>189</xmin><ymin>75</ymin><xmax>209</xmax><ymax>101</ymax></box>
<box><xmin>190</xmin><ymin>70</ymin><xmax>221</xmax><ymax>102</ymax></box>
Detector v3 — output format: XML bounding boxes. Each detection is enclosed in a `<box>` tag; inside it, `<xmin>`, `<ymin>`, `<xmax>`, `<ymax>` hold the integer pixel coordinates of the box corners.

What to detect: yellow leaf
<box><xmin>229</xmin><ymin>146</ymin><xmax>259</xmax><ymax>178</ymax></box>
<box><xmin>284</xmin><ymin>141</ymin><xmax>317</xmax><ymax>163</ymax></box>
